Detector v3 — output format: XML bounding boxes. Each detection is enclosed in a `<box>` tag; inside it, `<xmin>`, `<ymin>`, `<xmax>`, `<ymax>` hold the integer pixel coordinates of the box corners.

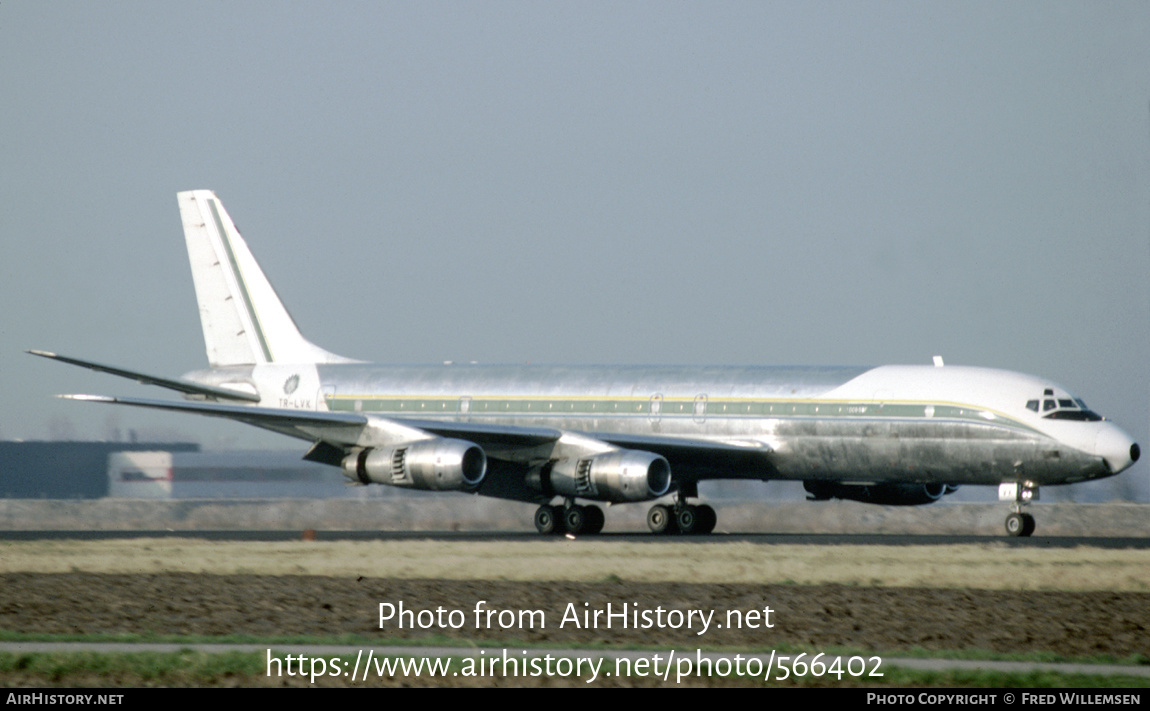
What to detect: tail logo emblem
<box><xmin>283</xmin><ymin>374</ymin><xmax>300</xmax><ymax>395</ymax></box>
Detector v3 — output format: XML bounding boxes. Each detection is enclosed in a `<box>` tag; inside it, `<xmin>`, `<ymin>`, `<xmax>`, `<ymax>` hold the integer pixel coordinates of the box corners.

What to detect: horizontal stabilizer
<box><xmin>29</xmin><ymin>350</ymin><xmax>261</xmax><ymax>402</ymax></box>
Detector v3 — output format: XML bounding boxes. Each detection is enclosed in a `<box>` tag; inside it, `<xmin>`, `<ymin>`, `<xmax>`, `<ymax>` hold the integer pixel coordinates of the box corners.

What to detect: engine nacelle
<box><xmin>342</xmin><ymin>438</ymin><xmax>487</xmax><ymax>491</ymax></box>
<box><xmin>532</xmin><ymin>449</ymin><xmax>672</xmax><ymax>503</ymax></box>
<box><xmin>803</xmin><ymin>481</ymin><xmax>953</xmax><ymax>506</ymax></box>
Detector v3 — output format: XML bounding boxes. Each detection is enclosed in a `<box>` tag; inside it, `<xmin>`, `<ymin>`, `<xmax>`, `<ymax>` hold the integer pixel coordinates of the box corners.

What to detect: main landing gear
<box><xmin>999</xmin><ymin>481</ymin><xmax>1038</xmax><ymax>537</ymax></box>
<box><xmin>647</xmin><ymin>484</ymin><xmax>717</xmax><ymax>535</ymax></box>
<box><xmin>532</xmin><ymin>492</ymin><xmax>719</xmax><ymax>536</ymax></box>
<box><xmin>534</xmin><ymin>501</ymin><xmax>605</xmax><ymax>535</ymax></box>
<box><xmin>646</xmin><ymin>502</ymin><xmax>717</xmax><ymax>535</ymax></box>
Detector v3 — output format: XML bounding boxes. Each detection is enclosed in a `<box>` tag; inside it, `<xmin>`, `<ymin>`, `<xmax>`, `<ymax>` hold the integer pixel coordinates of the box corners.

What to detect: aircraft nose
<box><xmin>1094</xmin><ymin>424</ymin><xmax>1140</xmax><ymax>474</ymax></box>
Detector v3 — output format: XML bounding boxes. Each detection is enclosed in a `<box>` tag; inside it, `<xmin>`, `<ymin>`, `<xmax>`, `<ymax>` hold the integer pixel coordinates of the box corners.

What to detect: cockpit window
<box><xmin>1045</xmin><ymin>409</ymin><xmax>1103</xmax><ymax>421</ymax></box>
<box><xmin>1028</xmin><ymin>393</ymin><xmax>1103</xmax><ymax>421</ymax></box>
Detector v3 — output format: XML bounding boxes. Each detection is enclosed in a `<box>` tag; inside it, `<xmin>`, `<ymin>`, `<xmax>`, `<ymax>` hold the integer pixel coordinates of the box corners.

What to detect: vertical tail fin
<box><xmin>177</xmin><ymin>190</ymin><xmax>356</xmax><ymax>367</ymax></box>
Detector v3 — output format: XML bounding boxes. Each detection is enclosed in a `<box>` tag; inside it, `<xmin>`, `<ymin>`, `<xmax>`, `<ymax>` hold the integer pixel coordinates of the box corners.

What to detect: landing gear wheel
<box><xmin>582</xmin><ymin>505</ymin><xmax>605</xmax><ymax>535</ymax></box>
<box><xmin>694</xmin><ymin>504</ymin><xmax>717</xmax><ymax>534</ymax></box>
<box><xmin>563</xmin><ymin>505</ymin><xmax>588</xmax><ymax>535</ymax></box>
<box><xmin>534</xmin><ymin>504</ymin><xmax>563</xmax><ymax>535</ymax></box>
<box><xmin>1000</xmin><ymin>481</ymin><xmax>1039</xmax><ymax>538</ymax></box>
<box><xmin>1005</xmin><ymin>512</ymin><xmax>1035</xmax><ymax>537</ymax></box>
<box><xmin>647</xmin><ymin>504</ymin><xmax>678</xmax><ymax>535</ymax></box>
<box><xmin>677</xmin><ymin>505</ymin><xmax>699</xmax><ymax>534</ymax></box>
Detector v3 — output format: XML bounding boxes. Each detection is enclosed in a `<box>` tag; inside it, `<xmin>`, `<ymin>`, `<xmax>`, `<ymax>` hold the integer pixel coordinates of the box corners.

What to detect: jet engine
<box><xmin>531</xmin><ymin>449</ymin><xmax>672</xmax><ymax>503</ymax></box>
<box><xmin>803</xmin><ymin>481</ymin><xmax>954</xmax><ymax>506</ymax></box>
<box><xmin>343</xmin><ymin>438</ymin><xmax>487</xmax><ymax>491</ymax></box>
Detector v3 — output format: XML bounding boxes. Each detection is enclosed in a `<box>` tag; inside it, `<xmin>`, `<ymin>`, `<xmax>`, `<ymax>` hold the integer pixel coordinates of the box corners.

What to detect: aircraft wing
<box><xmin>58</xmin><ymin>395</ymin><xmax>564</xmax><ymax>451</ymax></box>
<box><xmin>374</xmin><ymin>419</ymin><xmax>774</xmax><ymax>480</ymax></box>
<box><xmin>591</xmin><ymin>431</ymin><xmax>776</xmax><ymax>482</ymax></box>
<box><xmin>371</xmin><ymin>417</ymin><xmax>565</xmax><ymax>450</ymax></box>
<box><xmin>59</xmin><ymin>394</ymin><xmax>774</xmax><ymax>483</ymax></box>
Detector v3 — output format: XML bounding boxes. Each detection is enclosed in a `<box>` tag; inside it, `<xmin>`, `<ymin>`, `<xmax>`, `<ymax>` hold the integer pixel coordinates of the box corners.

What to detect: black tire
<box><xmin>1005</xmin><ymin>512</ymin><xmax>1026</xmax><ymax>537</ymax></box>
<box><xmin>647</xmin><ymin>504</ymin><xmax>675</xmax><ymax>534</ymax></box>
<box><xmin>582</xmin><ymin>505</ymin><xmax>605</xmax><ymax>535</ymax></box>
<box><xmin>563</xmin><ymin>505</ymin><xmax>587</xmax><ymax>535</ymax></box>
<box><xmin>534</xmin><ymin>505</ymin><xmax>562</xmax><ymax>535</ymax></box>
<box><xmin>677</xmin><ymin>505</ymin><xmax>699</xmax><ymax>534</ymax></box>
<box><xmin>1021</xmin><ymin>512</ymin><xmax>1036</xmax><ymax>537</ymax></box>
<box><xmin>694</xmin><ymin>504</ymin><xmax>717</xmax><ymax>534</ymax></box>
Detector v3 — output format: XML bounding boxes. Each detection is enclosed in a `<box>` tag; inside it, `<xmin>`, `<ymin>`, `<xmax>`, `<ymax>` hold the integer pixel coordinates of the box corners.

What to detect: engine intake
<box><xmin>533</xmin><ymin>449</ymin><xmax>672</xmax><ymax>503</ymax></box>
<box><xmin>343</xmin><ymin>438</ymin><xmax>487</xmax><ymax>491</ymax></box>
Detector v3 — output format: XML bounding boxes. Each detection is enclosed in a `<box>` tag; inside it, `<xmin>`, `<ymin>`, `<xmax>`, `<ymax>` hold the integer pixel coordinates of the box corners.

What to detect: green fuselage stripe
<box><xmin>325</xmin><ymin>394</ymin><xmax>1036</xmax><ymax>432</ymax></box>
<box><xmin>209</xmin><ymin>200</ymin><xmax>273</xmax><ymax>363</ymax></box>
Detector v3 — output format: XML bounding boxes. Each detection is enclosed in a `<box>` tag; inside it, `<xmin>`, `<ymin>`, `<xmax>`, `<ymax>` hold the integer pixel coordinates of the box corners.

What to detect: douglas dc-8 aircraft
<box><xmin>32</xmin><ymin>190</ymin><xmax>1140</xmax><ymax>537</ymax></box>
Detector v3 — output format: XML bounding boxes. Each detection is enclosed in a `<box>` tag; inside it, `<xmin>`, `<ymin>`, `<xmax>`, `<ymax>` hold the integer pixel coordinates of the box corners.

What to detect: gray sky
<box><xmin>3</xmin><ymin>2</ymin><xmax>1148</xmax><ymax>499</ymax></box>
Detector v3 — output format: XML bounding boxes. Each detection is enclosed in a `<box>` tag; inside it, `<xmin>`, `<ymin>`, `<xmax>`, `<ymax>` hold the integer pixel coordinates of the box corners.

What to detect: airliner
<box><xmin>32</xmin><ymin>190</ymin><xmax>1140</xmax><ymax>537</ymax></box>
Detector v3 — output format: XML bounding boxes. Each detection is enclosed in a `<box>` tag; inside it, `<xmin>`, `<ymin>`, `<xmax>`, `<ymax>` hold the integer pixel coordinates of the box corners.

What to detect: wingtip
<box><xmin>27</xmin><ymin>349</ymin><xmax>57</xmax><ymax>358</ymax></box>
<box><xmin>56</xmin><ymin>394</ymin><xmax>115</xmax><ymax>403</ymax></box>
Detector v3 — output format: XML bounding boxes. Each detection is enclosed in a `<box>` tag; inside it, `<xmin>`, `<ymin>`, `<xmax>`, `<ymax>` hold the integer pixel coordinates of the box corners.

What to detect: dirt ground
<box><xmin>0</xmin><ymin>573</ymin><xmax>1146</xmax><ymax>659</ymax></box>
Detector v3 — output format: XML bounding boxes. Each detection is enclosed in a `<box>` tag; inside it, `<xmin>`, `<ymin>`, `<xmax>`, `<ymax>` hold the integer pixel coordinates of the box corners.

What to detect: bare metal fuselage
<box><xmin>188</xmin><ymin>360</ymin><xmax>1118</xmax><ymax>503</ymax></box>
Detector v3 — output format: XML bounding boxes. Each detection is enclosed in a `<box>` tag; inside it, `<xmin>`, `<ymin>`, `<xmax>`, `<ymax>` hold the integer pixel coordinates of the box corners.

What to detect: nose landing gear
<box><xmin>999</xmin><ymin>481</ymin><xmax>1038</xmax><ymax>537</ymax></box>
<box><xmin>1004</xmin><ymin>511</ymin><xmax>1036</xmax><ymax>537</ymax></box>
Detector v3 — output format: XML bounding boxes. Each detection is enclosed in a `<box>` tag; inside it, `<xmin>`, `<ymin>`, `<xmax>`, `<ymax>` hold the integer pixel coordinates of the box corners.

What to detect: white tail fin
<box><xmin>177</xmin><ymin>190</ymin><xmax>355</xmax><ymax>367</ymax></box>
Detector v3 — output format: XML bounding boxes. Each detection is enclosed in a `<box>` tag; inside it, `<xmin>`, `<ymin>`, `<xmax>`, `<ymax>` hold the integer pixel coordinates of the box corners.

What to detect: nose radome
<box><xmin>1095</xmin><ymin>425</ymin><xmax>1139</xmax><ymax>474</ymax></box>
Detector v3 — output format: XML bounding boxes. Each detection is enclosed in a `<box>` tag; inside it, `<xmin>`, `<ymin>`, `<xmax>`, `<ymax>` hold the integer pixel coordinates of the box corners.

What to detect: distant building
<box><xmin>0</xmin><ymin>441</ymin><xmax>200</xmax><ymax>499</ymax></box>
<box><xmin>108</xmin><ymin>450</ymin><xmax>350</xmax><ymax>499</ymax></box>
<box><xmin>0</xmin><ymin>441</ymin><xmax>448</xmax><ymax>500</ymax></box>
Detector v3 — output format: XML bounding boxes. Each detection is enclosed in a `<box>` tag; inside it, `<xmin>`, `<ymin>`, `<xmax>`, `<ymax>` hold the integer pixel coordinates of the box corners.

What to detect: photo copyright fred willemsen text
<box><xmin>264</xmin><ymin>600</ymin><xmax>884</xmax><ymax>684</ymax></box>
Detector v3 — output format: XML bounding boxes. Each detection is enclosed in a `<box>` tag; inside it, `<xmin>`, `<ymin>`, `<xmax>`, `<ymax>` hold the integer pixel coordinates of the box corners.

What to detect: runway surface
<box><xmin>1</xmin><ymin>529</ymin><xmax>1148</xmax><ymax>548</ymax></box>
